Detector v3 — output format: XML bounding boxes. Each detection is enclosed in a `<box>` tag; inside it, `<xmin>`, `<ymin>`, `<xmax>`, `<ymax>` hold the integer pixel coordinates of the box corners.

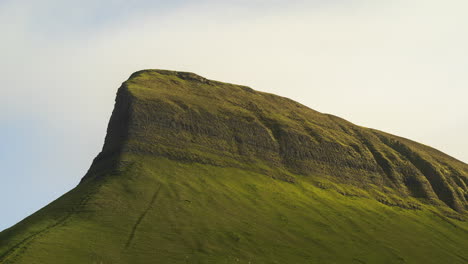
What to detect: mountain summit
<box><xmin>1</xmin><ymin>70</ymin><xmax>467</xmax><ymax>263</ymax></box>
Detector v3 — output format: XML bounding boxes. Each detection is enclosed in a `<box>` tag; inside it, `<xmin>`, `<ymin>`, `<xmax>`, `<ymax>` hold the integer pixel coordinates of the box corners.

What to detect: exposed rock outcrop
<box><xmin>84</xmin><ymin>69</ymin><xmax>468</xmax><ymax>213</ymax></box>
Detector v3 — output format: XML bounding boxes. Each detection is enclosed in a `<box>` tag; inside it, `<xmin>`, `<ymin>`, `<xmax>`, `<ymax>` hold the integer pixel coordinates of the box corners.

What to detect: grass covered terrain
<box><xmin>1</xmin><ymin>70</ymin><xmax>467</xmax><ymax>263</ymax></box>
<box><xmin>1</xmin><ymin>156</ymin><xmax>467</xmax><ymax>263</ymax></box>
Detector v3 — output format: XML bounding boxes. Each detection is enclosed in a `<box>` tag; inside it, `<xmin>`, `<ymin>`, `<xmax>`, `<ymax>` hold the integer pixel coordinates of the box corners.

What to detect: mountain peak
<box><xmin>129</xmin><ymin>69</ymin><xmax>213</xmax><ymax>84</ymax></box>
<box><xmin>82</xmin><ymin>69</ymin><xmax>468</xmax><ymax>214</ymax></box>
<box><xmin>3</xmin><ymin>70</ymin><xmax>467</xmax><ymax>264</ymax></box>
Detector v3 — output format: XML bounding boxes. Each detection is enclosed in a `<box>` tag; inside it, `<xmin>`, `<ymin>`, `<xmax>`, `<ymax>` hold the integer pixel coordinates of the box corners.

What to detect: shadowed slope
<box><xmin>1</xmin><ymin>70</ymin><xmax>467</xmax><ymax>264</ymax></box>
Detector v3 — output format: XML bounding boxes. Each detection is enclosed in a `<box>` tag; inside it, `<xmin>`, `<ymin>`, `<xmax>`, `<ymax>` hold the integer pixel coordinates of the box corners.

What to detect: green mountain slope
<box><xmin>1</xmin><ymin>70</ymin><xmax>467</xmax><ymax>263</ymax></box>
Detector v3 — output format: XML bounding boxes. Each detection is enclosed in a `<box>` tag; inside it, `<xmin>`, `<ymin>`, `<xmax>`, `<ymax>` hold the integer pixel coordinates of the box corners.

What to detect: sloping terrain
<box><xmin>1</xmin><ymin>70</ymin><xmax>467</xmax><ymax>263</ymax></box>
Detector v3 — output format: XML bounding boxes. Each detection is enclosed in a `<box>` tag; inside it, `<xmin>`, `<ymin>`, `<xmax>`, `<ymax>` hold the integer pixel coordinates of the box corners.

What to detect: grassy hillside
<box><xmin>1</xmin><ymin>70</ymin><xmax>467</xmax><ymax>263</ymax></box>
<box><xmin>1</xmin><ymin>156</ymin><xmax>467</xmax><ymax>263</ymax></box>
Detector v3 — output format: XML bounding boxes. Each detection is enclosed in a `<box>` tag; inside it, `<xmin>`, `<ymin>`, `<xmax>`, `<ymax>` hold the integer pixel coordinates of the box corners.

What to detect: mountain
<box><xmin>1</xmin><ymin>70</ymin><xmax>467</xmax><ymax>264</ymax></box>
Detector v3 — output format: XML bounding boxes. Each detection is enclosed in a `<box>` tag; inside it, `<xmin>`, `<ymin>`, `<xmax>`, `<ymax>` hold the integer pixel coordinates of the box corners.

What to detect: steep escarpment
<box><xmin>2</xmin><ymin>70</ymin><xmax>467</xmax><ymax>264</ymax></box>
<box><xmin>84</xmin><ymin>69</ymin><xmax>468</xmax><ymax>213</ymax></box>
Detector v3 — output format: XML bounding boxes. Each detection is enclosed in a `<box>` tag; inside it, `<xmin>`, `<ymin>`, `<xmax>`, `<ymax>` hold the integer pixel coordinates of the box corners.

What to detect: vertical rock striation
<box><xmin>84</xmin><ymin>69</ymin><xmax>468</xmax><ymax>213</ymax></box>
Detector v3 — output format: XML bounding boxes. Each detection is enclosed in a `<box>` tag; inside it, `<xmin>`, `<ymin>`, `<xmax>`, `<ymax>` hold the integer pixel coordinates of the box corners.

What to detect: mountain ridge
<box><xmin>84</xmin><ymin>69</ymin><xmax>467</xmax><ymax>214</ymax></box>
<box><xmin>1</xmin><ymin>69</ymin><xmax>467</xmax><ymax>264</ymax></box>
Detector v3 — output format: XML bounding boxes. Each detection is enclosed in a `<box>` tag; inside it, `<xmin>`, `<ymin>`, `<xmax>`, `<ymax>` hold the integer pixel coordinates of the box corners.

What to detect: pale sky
<box><xmin>1</xmin><ymin>0</ymin><xmax>467</xmax><ymax>231</ymax></box>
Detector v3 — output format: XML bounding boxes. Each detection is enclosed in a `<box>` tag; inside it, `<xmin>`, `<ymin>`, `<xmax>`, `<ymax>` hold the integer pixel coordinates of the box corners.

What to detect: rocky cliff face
<box><xmin>84</xmin><ymin>69</ymin><xmax>468</xmax><ymax>213</ymax></box>
<box><xmin>3</xmin><ymin>69</ymin><xmax>468</xmax><ymax>264</ymax></box>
